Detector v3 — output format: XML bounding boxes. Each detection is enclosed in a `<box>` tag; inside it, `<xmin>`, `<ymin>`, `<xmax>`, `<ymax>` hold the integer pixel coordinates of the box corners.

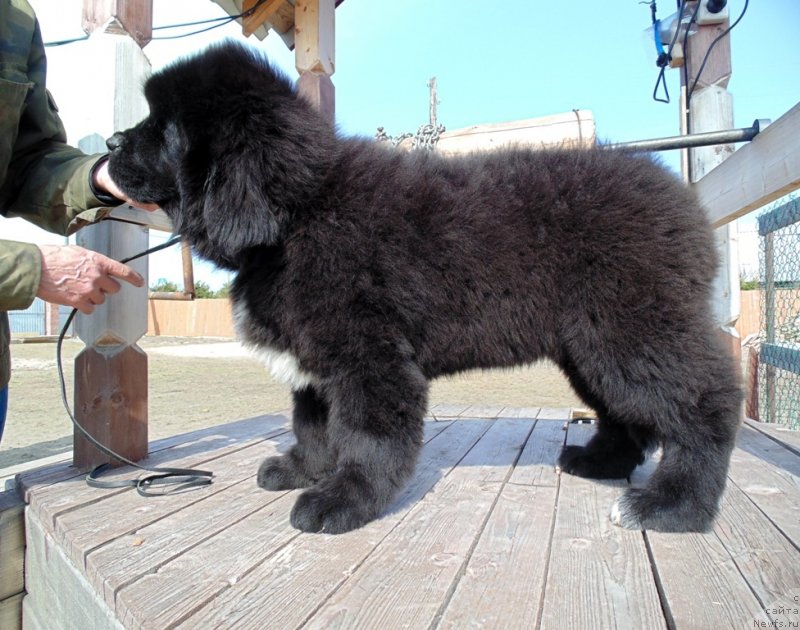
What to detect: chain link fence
<box><xmin>758</xmin><ymin>196</ymin><xmax>800</xmax><ymax>429</ymax></box>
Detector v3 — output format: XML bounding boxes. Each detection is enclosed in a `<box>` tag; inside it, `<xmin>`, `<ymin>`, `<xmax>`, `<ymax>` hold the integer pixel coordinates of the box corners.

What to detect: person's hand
<box><xmin>36</xmin><ymin>244</ymin><xmax>145</xmax><ymax>314</ymax></box>
<box><xmin>92</xmin><ymin>159</ymin><xmax>160</xmax><ymax>211</ymax></box>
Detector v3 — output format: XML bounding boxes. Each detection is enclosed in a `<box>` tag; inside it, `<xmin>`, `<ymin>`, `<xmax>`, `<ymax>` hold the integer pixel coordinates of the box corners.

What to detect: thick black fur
<box><xmin>107</xmin><ymin>42</ymin><xmax>742</xmax><ymax>534</ymax></box>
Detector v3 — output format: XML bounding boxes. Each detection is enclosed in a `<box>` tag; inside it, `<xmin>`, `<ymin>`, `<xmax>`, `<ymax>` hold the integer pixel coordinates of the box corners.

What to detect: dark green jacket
<box><xmin>1</xmin><ymin>0</ymin><xmax>116</xmax><ymax>388</ymax></box>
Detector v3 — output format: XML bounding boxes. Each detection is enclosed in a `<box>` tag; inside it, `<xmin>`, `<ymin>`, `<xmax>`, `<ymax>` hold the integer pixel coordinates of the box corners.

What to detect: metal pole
<box><xmin>611</xmin><ymin>119</ymin><xmax>769</xmax><ymax>152</ymax></box>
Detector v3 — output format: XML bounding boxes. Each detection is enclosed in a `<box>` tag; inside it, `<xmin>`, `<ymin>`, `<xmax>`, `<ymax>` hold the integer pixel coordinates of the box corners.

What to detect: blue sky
<box><xmin>21</xmin><ymin>0</ymin><xmax>800</xmax><ymax>288</ymax></box>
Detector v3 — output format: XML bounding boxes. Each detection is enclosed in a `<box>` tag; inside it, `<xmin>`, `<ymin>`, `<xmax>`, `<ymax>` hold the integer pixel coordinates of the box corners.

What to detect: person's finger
<box><xmin>93</xmin><ymin>160</ymin><xmax>160</xmax><ymax>211</ymax></box>
<box><xmin>97</xmin><ymin>275</ymin><xmax>122</xmax><ymax>295</ymax></box>
<box><xmin>98</xmin><ymin>257</ymin><xmax>145</xmax><ymax>288</ymax></box>
<box><xmin>89</xmin><ymin>289</ymin><xmax>107</xmax><ymax>306</ymax></box>
<box><xmin>76</xmin><ymin>299</ymin><xmax>95</xmax><ymax>315</ymax></box>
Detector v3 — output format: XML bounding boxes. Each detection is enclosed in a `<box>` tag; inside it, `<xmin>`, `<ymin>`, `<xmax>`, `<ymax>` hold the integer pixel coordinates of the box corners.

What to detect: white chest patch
<box><xmin>232</xmin><ymin>301</ymin><xmax>318</xmax><ymax>390</ymax></box>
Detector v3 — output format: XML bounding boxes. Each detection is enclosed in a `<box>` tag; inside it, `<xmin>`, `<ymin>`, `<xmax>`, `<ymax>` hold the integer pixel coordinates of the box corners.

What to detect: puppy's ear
<box><xmin>202</xmin><ymin>160</ymin><xmax>281</xmax><ymax>255</ymax></box>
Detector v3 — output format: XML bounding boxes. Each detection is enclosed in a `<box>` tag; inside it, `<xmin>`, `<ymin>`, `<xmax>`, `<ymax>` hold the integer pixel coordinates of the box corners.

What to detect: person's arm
<box><xmin>0</xmin><ymin>240</ymin><xmax>42</xmax><ymax>312</ymax></box>
<box><xmin>0</xmin><ymin>6</ymin><xmax>127</xmax><ymax>236</ymax></box>
<box><xmin>0</xmin><ymin>239</ymin><xmax>145</xmax><ymax>315</ymax></box>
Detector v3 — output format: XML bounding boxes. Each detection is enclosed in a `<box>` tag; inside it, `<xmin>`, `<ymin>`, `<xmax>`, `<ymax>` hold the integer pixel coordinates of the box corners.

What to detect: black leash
<box><xmin>56</xmin><ymin>235</ymin><xmax>214</xmax><ymax>496</ymax></box>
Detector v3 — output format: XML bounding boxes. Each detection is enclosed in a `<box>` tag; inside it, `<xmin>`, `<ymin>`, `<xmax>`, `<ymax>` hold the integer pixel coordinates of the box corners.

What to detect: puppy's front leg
<box><xmin>258</xmin><ymin>385</ymin><xmax>334</xmax><ymax>490</ymax></box>
<box><xmin>290</xmin><ymin>362</ymin><xmax>427</xmax><ymax>534</ymax></box>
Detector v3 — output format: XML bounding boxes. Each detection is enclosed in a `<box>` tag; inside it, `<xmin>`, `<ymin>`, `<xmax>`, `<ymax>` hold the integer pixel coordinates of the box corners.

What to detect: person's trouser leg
<box><xmin>0</xmin><ymin>386</ymin><xmax>7</xmax><ymax>444</ymax></box>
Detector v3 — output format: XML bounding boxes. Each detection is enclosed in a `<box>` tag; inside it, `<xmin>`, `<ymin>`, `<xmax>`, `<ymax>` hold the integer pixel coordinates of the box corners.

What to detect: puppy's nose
<box><xmin>106</xmin><ymin>133</ymin><xmax>125</xmax><ymax>151</ymax></box>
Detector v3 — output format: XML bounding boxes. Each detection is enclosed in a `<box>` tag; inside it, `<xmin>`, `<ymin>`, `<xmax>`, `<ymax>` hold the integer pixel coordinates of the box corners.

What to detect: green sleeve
<box><xmin>0</xmin><ymin>0</ymin><xmax>118</xmax><ymax>236</ymax></box>
<box><xmin>2</xmin><ymin>146</ymin><xmax>115</xmax><ymax>236</ymax></box>
<box><xmin>0</xmin><ymin>239</ymin><xmax>42</xmax><ymax>311</ymax></box>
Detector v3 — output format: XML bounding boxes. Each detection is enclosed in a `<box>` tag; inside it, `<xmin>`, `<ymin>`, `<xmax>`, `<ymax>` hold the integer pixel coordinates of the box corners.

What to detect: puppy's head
<box><xmin>107</xmin><ymin>41</ymin><xmax>333</xmax><ymax>269</ymax></box>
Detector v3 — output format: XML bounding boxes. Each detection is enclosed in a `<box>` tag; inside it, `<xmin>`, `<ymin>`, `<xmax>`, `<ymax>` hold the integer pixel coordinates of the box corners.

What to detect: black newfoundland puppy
<box><xmin>107</xmin><ymin>42</ymin><xmax>741</xmax><ymax>534</ymax></box>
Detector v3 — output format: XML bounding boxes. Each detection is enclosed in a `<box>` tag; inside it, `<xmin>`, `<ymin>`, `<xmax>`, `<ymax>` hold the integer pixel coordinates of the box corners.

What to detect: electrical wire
<box><xmin>681</xmin><ymin>0</ymin><xmax>703</xmax><ymax>108</ymax></box>
<box><xmin>687</xmin><ymin>0</ymin><xmax>749</xmax><ymax>104</ymax></box>
<box><xmin>650</xmin><ymin>0</ymin><xmax>689</xmax><ymax>103</ymax></box>
<box><xmin>44</xmin><ymin>0</ymin><xmax>269</xmax><ymax>47</ymax></box>
<box><xmin>56</xmin><ymin>234</ymin><xmax>214</xmax><ymax>496</ymax></box>
<box><xmin>651</xmin><ymin>0</ymin><xmax>749</xmax><ymax>106</ymax></box>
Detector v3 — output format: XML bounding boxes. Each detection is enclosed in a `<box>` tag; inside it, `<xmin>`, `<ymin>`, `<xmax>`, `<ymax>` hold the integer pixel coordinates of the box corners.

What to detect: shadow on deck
<box><xmin>6</xmin><ymin>406</ymin><xmax>800</xmax><ymax>629</ymax></box>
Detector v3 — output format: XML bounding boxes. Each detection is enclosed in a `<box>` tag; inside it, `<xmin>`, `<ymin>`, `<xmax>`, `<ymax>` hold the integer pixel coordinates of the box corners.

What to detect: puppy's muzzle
<box><xmin>106</xmin><ymin>133</ymin><xmax>125</xmax><ymax>152</ymax></box>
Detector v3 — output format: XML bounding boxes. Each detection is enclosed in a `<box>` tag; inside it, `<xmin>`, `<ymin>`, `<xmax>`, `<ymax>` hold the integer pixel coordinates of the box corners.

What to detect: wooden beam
<box><xmin>242</xmin><ymin>0</ymin><xmax>283</xmax><ymax>38</ymax></box>
<box><xmin>81</xmin><ymin>0</ymin><xmax>152</xmax><ymax>47</ymax></box>
<box><xmin>75</xmin><ymin>5</ymin><xmax>152</xmax><ymax>469</ymax></box>
<box><xmin>297</xmin><ymin>71</ymin><xmax>334</xmax><ymax>119</ymax></box>
<box><xmin>295</xmin><ymin>0</ymin><xmax>335</xmax><ymax>123</ymax></box>
<box><xmin>684</xmin><ymin>15</ymin><xmax>739</xmax><ymax>349</ymax></box>
<box><xmin>437</xmin><ymin>110</ymin><xmax>596</xmax><ymax>155</ymax></box>
<box><xmin>693</xmin><ymin>101</ymin><xmax>800</xmax><ymax>228</ymax></box>
<box><xmin>110</xmin><ymin>205</ymin><xmax>172</xmax><ymax>232</ymax></box>
<box><xmin>295</xmin><ymin>0</ymin><xmax>335</xmax><ymax>76</ymax></box>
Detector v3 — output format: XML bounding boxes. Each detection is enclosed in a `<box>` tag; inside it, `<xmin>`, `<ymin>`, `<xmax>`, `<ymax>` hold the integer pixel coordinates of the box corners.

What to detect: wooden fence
<box><xmin>147</xmin><ymin>292</ymin><xmax>764</xmax><ymax>340</ymax></box>
<box><xmin>147</xmin><ymin>298</ymin><xmax>234</xmax><ymax>338</ymax></box>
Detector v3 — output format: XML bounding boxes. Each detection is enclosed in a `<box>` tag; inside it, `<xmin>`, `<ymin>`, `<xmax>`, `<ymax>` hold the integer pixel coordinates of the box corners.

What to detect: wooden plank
<box><xmin>646</xmin><ymin>529</ymin><xmax>765</xmax><ymax>627</ymax></box>
<box><xmin>147</xmin><ymin>298</ymin><xmax>234</xmax><ymax>337</ymax></box>
<box><xmin>437</xmin><ymin>420</ymin><xmax>558</xmax><ymax>628</ymax></box>
<box><xmin>170</xmin><ymin>420</ymin><xmax>494</xmax><ymax>629</ymax></box>
<box><xmin>86</xmin><ymin>465</ymin><xmax>297</xmax><ymax>608</ymax></box>
<box><xmin>541</xmin><ymin>423</ymin><xmax>666</xmax><ymax>630</ymax></box>
<box><xmin>300</xmin><ymin>419</ymin><xmax>534</xmax><ymax>629</ymax></box>
<box><xmin>109</xmin><ymin>205</ymin><xmax>171</xmax><ymax>232</ymax></box>
<box><xmin>460</xmin><ymin>403</ymin><xmax>506</xmax><ymax>418</ymax></box>
<box><xmin>537</xmin><ymin>407</ymin><xmax>572</xmax><ymax>420</ymax></box>
<box><xmin>241</xmin><ymin>0</ymin><xmax>283</xmax><ymax>37</ymax></box>
<box><xmin>745</xmin><ymin>418</ymin><xmax>800</xmax><ymax>455</ymax></box>
<box><xmin>436</xmin><ymin>483</ymin><xmax>557</xmax><ymax>629</ymax></box>
<box><xmin>437</xmin><ymin>110</ymin><xmax>596</xmax><ymax>155</ymax></box>
<box><xmin>640</xmin><ymin>431</ymin><xmax>794</xmax><ymax>628</ymax></box>
<box><xmin>714</xmin><ymin>480</ymin><xmax>800</xmax><ymax>626</ymax></box>
<box><xmin>116</xmin><ymin>491</ymin><xmax>298</xmax><ymax>629</ymax></box>
<box><xmin>14</xmin><ymin>413</ymin><xmax>288</xmax><ymax>495</ymax></box>
<box><xmin>20</xmin><ymin>418</ymin><xmax>291</xmax><ymax>534</ymax></box>
<box><xmin>508</xmin><ymin>419</ymin><xmax>565</xmax><ymax>487</ymax></box>
<box><xmin>727</xmin><ymin>425</ymin><xmax>800</xmax><ymax>546</ymax></box>
<box><xmin>24</xmin><ymin>511</ymin><xmax>125</xmax><ymax>630</ymax></box>
<box><xmin>0</xmin><ymin>491</ymin><xmax>24</xmax><ymax>601</ymax></box>
<box><xmin>693</xmin><ymin>101</ymin><xmax>800</xmax><ymax>228</ymax></box>
<box><xmin>427</xmin><ymin>403</ymin><xmax>470</xmax><ymax>419</ymax></box>
<box><xmin>58</xmin><ymin>432</ymin><xmax>296</xmax><ymax>575</ymax></box>
<box><xmin>498</xmin><ymin>406</ymin><xmax>541</xmax><ymax>418</ymax></box>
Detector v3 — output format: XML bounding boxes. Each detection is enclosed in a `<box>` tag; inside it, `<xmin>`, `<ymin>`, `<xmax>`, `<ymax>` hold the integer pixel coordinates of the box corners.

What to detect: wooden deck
<box><xmin>11</xmin><ymin>406</ymin><xmax>800</xmax><ymax>629</ymax></box>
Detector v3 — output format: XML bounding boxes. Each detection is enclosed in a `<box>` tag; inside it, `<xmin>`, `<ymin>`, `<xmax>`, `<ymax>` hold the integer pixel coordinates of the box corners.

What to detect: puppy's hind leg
<box><xmin>560</xmin><ymin>330</ymin><xmax>741</xmax><ymax>532</ymax></box>
<box><xmin>557</xmin><ymin>355</ymin><xmax>654</xmax><ymax>479</ymax></box>
<box><xmin>612</xmin><ymin>372</ymin><xmax>741</xmax><ymax>532</ymax></box>
<box><xmin>258</xmin><ymin>385</ymin><xmax>335</xmax><ymax>490</ymax></box>
<box><xmin>290</xmin><ymin>360</ymin><xmax>428</xmax><ymax>534</ymax></box>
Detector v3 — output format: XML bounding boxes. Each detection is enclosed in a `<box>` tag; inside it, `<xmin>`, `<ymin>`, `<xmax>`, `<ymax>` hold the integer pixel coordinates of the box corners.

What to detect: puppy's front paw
<box><xmin>257</xmin><ymin>455</ymin><xmax>312</xmax><ymax>491</ymax></box>
<box><xmin>610</xmin><ymin>488</ymin><xmax>715</xmax><ymax>533</ymax></box>
<box><xmin>290</xmin><ymin>470</ymin><xmax>378</xmax><ymax>534</ymax></box>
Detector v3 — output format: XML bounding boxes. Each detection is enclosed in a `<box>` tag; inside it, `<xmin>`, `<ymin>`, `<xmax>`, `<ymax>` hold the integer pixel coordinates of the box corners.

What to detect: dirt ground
<box><xmin>0</xmin><ymin>336</ymin><xmax>582</xmax><ymax>469</ymax></box>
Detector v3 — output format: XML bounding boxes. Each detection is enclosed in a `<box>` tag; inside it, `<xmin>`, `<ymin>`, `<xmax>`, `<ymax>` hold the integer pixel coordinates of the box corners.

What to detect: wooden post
<box><xmin>44</xmin><ymin>302</ymin><xmax>60</xmax><ymax>336</ymax></box>
<box><xmin>74</xmin><ymin>1</ymin><xmax>152</xmax><ymax>468</ymax></box>
<box><xmin>682</xmin><ymin>6</ymin><xmax>741</xmax><ymax>365</ymax></box>
<box><xmin>294</xmin><ymin>0</ymin><xmax>335</xmax><ymax>122</ymax></box>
